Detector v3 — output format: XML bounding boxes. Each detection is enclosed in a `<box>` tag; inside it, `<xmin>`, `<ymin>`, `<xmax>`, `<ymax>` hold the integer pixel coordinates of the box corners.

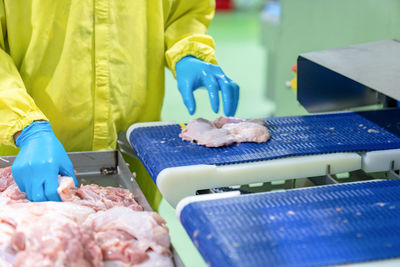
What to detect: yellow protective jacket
<box><xmin>0</xmin><ymin>0</ymin><xmax>217</xmax><ymax>155</ymax></box>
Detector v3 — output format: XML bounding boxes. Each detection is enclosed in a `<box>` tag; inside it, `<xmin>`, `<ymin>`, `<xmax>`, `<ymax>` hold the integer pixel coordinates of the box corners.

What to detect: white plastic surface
<box><xmin>158</xmin><ymin>153</ymin><xmax>361</xmax><ymax>207</ymax></box>
<box><xmin>343</xmin><ymin>258</ymin><xmax>400</xmax><ymax>267</ymax></box>
<box><xmin>361</xmin><ymin>149</ymin><xmax>400</xmax><ymax>173</ymax></box>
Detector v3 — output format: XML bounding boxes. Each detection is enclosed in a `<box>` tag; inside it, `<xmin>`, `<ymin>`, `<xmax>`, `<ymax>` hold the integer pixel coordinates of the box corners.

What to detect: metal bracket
<box><xmin>117</xmin><ymin>131</ymin><xmax>138</xmax><ymax>159</ymax></box>
<box><xmin>388</xmin><ymin>160</ymin><xmax>400</xmax><ymax>179</ymax></box>
<box><xmin>0</xmin><ymin>157</ymin><xmax>10</xmax><ymax>163</ymax></box>
<box><xmin>100</xmin><ymin>167</ymin><xmax>118</xmax><ymax>175</ymax></box>
<box><xmin>308</xmin><ymin>165</ymin><xmax>339</xmax><ymax>186</ymax></box>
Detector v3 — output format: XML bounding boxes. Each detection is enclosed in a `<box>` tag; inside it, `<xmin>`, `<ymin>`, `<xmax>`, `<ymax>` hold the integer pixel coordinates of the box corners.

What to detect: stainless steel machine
<box><xmin>297</xmin><ymin>39</ymin><xmax>400</xmax><ymax>112</ymax></box>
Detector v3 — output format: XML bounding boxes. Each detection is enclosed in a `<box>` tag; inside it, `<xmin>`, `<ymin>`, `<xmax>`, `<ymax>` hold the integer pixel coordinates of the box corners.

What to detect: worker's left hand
<box><xmin>11</xmin><ymin>121</ymin><xmax>78</xmax><ymax>202</ymax></box>
<box><xmin>176</xmin><ymin>56</ymin><xmax>239</xmax><ymax>117</ymax></box>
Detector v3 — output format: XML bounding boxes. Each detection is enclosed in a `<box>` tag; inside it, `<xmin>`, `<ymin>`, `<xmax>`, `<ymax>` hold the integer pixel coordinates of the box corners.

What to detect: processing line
<box><xmin>127</xmin><ymin>108</ymin><xmax>400</xmax><ymax>207</ymax></box>
<box><xmin>125</xmin><ymin>40</ymin><xmax>400</xmax><ymax>266</ymax></box>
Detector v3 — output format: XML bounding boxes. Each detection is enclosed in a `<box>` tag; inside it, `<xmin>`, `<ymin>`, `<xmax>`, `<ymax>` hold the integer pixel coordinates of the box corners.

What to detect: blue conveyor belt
<box><xmin>128</xmin><ymin>109</ymin><xmax>400</xmax><ymax>182</ymax></box>
<box><xmin>179</xmin><ymin>179</ymin><xmax>400</xmax><ymax>267</ymax></box>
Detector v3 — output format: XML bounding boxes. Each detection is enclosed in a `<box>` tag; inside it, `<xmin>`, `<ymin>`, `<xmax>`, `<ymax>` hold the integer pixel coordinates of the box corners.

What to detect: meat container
<box><xmin>0</xmin><ymin>150</ymin><xmax>184</xmax><ymax>267</ymax></box>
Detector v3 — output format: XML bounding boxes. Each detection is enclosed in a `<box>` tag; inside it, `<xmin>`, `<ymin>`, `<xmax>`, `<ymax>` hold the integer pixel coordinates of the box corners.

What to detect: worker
<box><xmin>0</xmin><ymin>1</ymin><xmax>239</xmax><ymax>203</ymax></box>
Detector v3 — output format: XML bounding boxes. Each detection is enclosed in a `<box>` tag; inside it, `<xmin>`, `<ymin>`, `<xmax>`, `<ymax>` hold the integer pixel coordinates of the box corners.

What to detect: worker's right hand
<box><xmin>11</xmin><ymin>121</ymin><xmax>78</xmax><ymax>202</ymax></box>
<box><xmin>176</xmin><ymin>56</ymin><xmax>239</xmax><ymax>117</ymax></box>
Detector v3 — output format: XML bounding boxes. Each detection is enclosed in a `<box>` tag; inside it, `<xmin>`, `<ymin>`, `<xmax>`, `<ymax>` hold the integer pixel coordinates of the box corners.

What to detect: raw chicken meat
<box><xmin>0</xmin><ymin>167</ymin><xmax>26</xmax><ymax>201</ymax></box>
<box><xmin>180</xmin><ymin>118</ymin><xmax>235</xmax><ymax>147</ymax></box>
<box><xmin>212</xmin><ymin>116</ymin><xmax>265</xmax><ymax>128</ymax></box>
<box><xmin>103</xmin><ymin>252</ymin><xmax>172</xmax><ymax>267</ymax></box>
<box><xmin>83</xmin><ymin>207</ymin><xmax>172</xmax><ymax>266</ymax></box>
<box><xmin>0</xmin><ymin>201</ymin><xmax>100</xmax><ymax>267</ymax></box>
<box><xmin>0</xmin><ymin>167</ymin><xmax>173</xmax><ymax>267</ymax></box>
<box><xmin>180</xmin><ymin>116</ymin><xmax>270</xmax><ymax>147</ymax></box>
<box><xmin>0</xmin><ymin>167</ymin><xmax>13</xmax><ymax>191</ymax></box>
<box><xmin>58</xmin><ymin>177</ymin><xmax>143</xmax><ymax>212</ymax></box>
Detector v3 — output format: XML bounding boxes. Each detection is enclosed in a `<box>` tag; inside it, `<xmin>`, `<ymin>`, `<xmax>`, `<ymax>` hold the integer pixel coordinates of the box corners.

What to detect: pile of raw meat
<box><xmin>0</xmin><ymin>167</ymin><xmax>173</xmax><ymax>267</ymax></box>
<box><xmin>179</xmin><ymin>116</ymin><xmax>270</xmax><ymax>147</ymax></box>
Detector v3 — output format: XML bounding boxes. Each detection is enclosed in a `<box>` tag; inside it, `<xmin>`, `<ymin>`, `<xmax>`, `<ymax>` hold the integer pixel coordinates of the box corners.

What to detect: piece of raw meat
<box><xmin>83</xmin><ymin>207</ymin><xmax>172</xmax><ymax>266</ymax></box>
<box><xmin>0</xmin><ymin>167</ymin><xmax>13</xmax><ymax>192</ymax></box>
<box><xmin>180</xmin><ymin>116</ymin><xmax>270</xmax><ymax>147</ymax></box>
<box><xmin>212</xmin><ymin>116</ymin><xmax>266</xmax><ymax>128</ymax></box>
<box><xmin>0</xmin><ymin>168</ymin><xmax>142</xmax><ymax>212</ymax></box>
<box><xmin>0</xmin><ymin>167</ymin><xmax>26</xmax><ymax>201</ymax></box>
<box><xmin>103</xmin><ymin>251</ymin><xmax>173</xmax><ymax>267</ymax></box>
<box><xmin>0</xmin><ymin>167</ymin><xmax>173</xmax><ymax>267</ymax></box>
<box><xmin>179</xmin><ymin>118</ymin><xmax>236</xmax><ymax>147</ymax></box>
<box><xmin>58</xmin><ymin>177</ymin><xmax>143</xmax><ymax>212</ymax></box>
<box><xmin>0</xmin><ymin>201</ymin><xmax>101</xmax><ymax>267</ymax></box>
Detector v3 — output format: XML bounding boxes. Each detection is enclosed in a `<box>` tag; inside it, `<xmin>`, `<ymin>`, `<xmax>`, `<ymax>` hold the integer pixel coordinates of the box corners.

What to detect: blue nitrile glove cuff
<box><xmin>176</xmin><ymin>56</ymin><xmax>239</xmax><ymax>117</ymax></box>
<box><xmin>12</xmin><ymin>121</ymin><xmax>78</xmax><ymax>202</ymax></box>
<box><xmin>16</xmin><ymin>121</ymin><xmax>53</xmax><ymax>147</ymax></box>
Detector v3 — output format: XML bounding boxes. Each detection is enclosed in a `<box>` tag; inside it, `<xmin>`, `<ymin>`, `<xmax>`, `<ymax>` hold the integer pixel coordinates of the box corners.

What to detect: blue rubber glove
<box><xmin>176</xmin><ymin>56</ymin><xmax>240</xmax><ymax>117</ymax></box>
<box><xmin>11</xmin><ymin>121</ymin><xmax>78</xmax><ymax>202</ymax></box>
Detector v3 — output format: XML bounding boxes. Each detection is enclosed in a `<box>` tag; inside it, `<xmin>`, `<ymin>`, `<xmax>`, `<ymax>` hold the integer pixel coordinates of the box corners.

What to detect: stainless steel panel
<box><xmin>298</xmin><ymin>39</ymin><xmax>400</xmax><ymax>112</ymax></box>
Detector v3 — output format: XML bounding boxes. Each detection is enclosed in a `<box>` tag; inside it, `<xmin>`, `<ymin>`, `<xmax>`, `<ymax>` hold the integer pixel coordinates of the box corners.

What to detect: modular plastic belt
<box><xmin>128</xmin><ymin>109</ymin><xmax>400</xmax><ymax>183</ymax></box>
<box><xmin>178</xmin><ymin>179</ymin><xmax>400</xmax><ymax>267</ymax></box>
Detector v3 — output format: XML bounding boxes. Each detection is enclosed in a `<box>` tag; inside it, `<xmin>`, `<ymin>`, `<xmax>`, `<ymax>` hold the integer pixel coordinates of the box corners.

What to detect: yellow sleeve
<box><xmin>164</xmin><ymin>0</ymin><xmax>218</xmax><ymax>77</ymax></box>
<box><xmin>0</xmin><ymin>3</ymin><xmax>47</xmax><ymax>147</ymax></box>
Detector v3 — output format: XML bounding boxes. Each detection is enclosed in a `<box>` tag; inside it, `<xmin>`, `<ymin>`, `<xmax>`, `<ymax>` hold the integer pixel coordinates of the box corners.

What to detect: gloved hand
<box><xmin>176</xmin><ymin>56</ymin><xmax>239</xmax><ymax>117</ymax></box>
<box><xmin>11</xmin><ymin>121</ymin><xmax>78</xmax><ymax>202</ymax></box>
